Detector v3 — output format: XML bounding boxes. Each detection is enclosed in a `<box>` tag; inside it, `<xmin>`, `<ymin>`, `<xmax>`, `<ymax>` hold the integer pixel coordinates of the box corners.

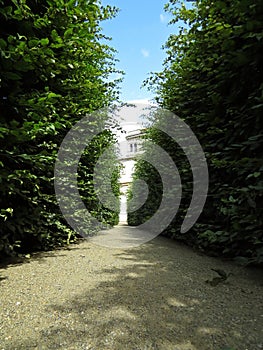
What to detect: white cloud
<box><xmin>141</xmin><ymin>49</ymin><xmax>150</xmax><ymax>58</ymax></box>
<box><xmin>108</xmin><ymin>72</ymin><xmax>123</xmax><ymax>82</ymax></box>
<box><xmin>160</xmin><ymin>14</ymin><xmax>165</xmax><ymax>23</ymax></box>
<box><xmin>160</xmin><ymin>13</ymin><xmax>168</xmax><ymax>24</ymax></box>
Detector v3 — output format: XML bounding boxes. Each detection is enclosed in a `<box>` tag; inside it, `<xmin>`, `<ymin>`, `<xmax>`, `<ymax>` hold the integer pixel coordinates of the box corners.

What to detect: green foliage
<box><xmin>0</xmin><ymin>0</ymin><xmax>121</xmax><ymax>257</ymax></box>
<box><xmin>78</xmin><ymin>130</ymin><xmax>121</xmax><ymax>227</ymax></box>
<box><xmin>129</xmin><ymin>0</ymin><xmax>263</xmax><ymax>265</ymax></box>
<box><xmin>127</xmin><ymin>157</ymin><xmax>163</xmax><ymax>226</ymax></box>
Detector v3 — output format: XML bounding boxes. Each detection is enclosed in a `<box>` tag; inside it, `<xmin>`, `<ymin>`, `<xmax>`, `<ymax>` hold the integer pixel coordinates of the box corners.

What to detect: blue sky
<box><xmin>101</xmin><ymin>0</ymin><xmax>179</xmax><ymax>102</ymax></box>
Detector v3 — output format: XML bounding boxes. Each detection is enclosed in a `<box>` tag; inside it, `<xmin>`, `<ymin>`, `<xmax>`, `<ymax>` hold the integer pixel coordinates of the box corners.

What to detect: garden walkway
<box><xmin>0</xmin><ymin>225</ymin><xmax>262</xmax><ymax>350</ymax></box>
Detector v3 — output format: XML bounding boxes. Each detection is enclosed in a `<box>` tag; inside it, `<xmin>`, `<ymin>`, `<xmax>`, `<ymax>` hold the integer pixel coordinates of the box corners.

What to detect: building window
<box><xmin>130</xmin><ymin>143</ymin><xmax>133</xmax><ymax>152</ymax></box>
<box><xmin>134</xmin><ymin>143</ymin><xmax>137</xmax><ymax>152</ymax></box>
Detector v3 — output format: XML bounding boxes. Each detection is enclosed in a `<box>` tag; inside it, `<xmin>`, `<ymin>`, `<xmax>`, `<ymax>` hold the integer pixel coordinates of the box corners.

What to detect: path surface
<box><xmin>0</xmin><ymin>226</ymin><xmax>262</xmax><ymax>350</ymax></box>
<box><xmin>89</xmin><ymin>224</ymin><xmax>158</xmax><ymax>248</ymax></box>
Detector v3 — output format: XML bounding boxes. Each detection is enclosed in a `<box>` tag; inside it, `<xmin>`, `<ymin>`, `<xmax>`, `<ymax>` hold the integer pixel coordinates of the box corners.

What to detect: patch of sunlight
<box><xmin>188</xmin><ymin>298</ymin><xmax>201</xmax><ymax>306</ymax></box>
<box><xmin>198</xmin><ymin>327</ymin><xmax>219</xmax><ymax>335</ymax></box>
<box><xmin>132</xmin><ymin>261</ymin><xmax>157</xmax><ymax>266</ymax></box>
<box><xmin>232</xmin><ymin>330</ymin><xmax>242</xmax><ymax>338</ymax></box>
<box><xmin>173</xmin><ymin>340</ymin><xmax>197</xmax><ymax>350</ymax></box>
<box><xmin>167</xmin><ymin>297</ymin><xmax>187</xmax><ymax>307</ymax></box>
<box><xmin>127</xmin><ymin>272</ymin><xmax>140</xmax><ymax>278</ymax></box>
<box><xmin>105</xmin><ymin>306</ymin><xmax>137</xmax><ymax>320</ymax></box>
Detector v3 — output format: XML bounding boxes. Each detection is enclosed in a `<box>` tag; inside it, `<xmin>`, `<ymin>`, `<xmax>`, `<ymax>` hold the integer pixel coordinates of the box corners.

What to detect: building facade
<box><xmin>118</xmin><ymin>128</ymin><xmax>144</xmax><ymax>223</ymax></box>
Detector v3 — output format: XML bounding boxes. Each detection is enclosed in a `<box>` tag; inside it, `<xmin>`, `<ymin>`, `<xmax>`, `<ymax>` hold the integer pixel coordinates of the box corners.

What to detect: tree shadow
<box><xmin>0</xmin><ymin>240</ymin><xmax>89</xmax><ymax>270</ymax></box>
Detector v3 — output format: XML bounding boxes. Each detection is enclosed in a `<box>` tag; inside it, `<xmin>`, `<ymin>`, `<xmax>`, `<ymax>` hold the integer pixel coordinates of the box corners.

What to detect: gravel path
<box><xmin>0</xmin><ymin>226</ymin><xmax>262</xmax><ymax>350</ymax></box>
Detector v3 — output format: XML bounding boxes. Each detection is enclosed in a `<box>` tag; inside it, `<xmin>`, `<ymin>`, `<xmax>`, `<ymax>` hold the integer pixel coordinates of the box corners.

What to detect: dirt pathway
<box><xmin>0</xmin><ymin>226</ymin><xmax>262</xmax><ymax>350</ymax></box>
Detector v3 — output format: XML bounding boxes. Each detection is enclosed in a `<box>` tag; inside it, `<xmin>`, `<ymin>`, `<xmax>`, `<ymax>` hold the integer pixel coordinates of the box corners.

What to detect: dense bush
<box><xmin>0</xmin><ymin>0</ymin><xmax>121</xmax><ymax>257</ymax></box>
<box><xmin>128</xmin><ymin>0</ymin><xmax>263</xmax><ymax>265</ymax></box>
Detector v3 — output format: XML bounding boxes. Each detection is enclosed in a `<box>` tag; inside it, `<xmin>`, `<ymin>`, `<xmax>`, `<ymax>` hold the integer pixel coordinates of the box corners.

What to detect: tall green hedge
<box><xmin>128</xmin><ymin>0</ymin><xmax>263</xmax><ymax>265</ymax></box>
<box><xmin>0</xmin><ymin>0</ymin><xmax>121</xmax><ymax>256</ymax></box>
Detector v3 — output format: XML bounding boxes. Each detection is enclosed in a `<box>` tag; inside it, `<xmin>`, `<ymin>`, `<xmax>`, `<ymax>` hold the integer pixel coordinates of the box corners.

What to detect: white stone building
<box><xmin>113</xmin><ymin>101</ymin><xmax>154</xmax><ymax>223</ymax></box>
<box><xmin>118</xmin><ymin>128</ymin><xmax>144</xmax><ymax>223</ymax></box>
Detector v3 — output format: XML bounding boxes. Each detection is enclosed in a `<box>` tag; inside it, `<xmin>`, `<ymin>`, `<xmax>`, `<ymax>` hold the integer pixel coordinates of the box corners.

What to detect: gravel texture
<box><xmin>0</xmin><ymin>226</ymin><xmax>263</xmax><ymax>350</ymax></box>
